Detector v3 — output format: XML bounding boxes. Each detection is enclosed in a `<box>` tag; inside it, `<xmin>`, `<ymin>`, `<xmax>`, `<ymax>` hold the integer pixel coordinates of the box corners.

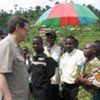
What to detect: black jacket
<box><xmin>31</xmin><ymin>52</ymin><xmax>57</xmax><ymax>99</ymax></box>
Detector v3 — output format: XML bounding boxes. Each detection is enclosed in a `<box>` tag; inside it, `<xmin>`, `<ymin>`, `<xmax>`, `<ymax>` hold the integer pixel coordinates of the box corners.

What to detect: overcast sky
<box><xmin>0</xmin><ymin>0</ymin><xmax>100</xmax><ymax>12</ymax></box>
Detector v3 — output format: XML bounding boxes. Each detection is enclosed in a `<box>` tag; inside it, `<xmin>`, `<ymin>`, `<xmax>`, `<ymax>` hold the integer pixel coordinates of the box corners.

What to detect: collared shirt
<box><xmin>0</xmin><ymin>34</ymin><xmax>29</xmax><ymax>100</ymax></box>
<box><xmin>59</xmin><ymin>49</ymin><xmax>85</xmax><ymax>84</ymax></box>
<box><xmin>44</xmin><ymin>44</ymin><xmax>61</xmax><ymax>84</ymax></box>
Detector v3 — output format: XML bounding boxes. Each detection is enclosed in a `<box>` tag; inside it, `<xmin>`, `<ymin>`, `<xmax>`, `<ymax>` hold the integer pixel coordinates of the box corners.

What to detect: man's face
<box><xmin>46</xmin><ymin>35</ymin><xmax>56</xmax><ymax>45</ymax></box>
<box><xmin>83</xmin><ymin>44</ymin><xmax>95</xmax><ymax>58</ymax></box>
<box><xmin>63</xmin><ymin>38</ymin><xmax>75</xmax><ymax>53</ymax></box>
<box><xmin>17</xmin><ymin>23</ymin><xmax>29</xmax><ymax>42</ymax></box>
<box><xmin>32</xmin><ymin>38</ymin><xmax>43</xmax><ymax>52</ymax></box>
<box><xmin>22</xmin><ymin>47</ymin><xmax>28</xmax><ymax>55</ymax></box>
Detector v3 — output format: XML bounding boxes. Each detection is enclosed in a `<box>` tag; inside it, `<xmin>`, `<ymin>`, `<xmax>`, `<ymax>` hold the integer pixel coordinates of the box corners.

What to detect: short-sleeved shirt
<box><xmin>0</xmin><ymin>34</ymin><xmax>29</xmax><ymax>100</ymax></box>
<box><xmin>59</xmin><ymin>49</ymin><xmax>85</xmax><ymax>84</ymax></box>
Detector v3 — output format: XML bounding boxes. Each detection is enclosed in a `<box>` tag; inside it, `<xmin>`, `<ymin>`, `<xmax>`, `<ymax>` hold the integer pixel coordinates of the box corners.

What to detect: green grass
<box><xmin>21</xmin><ymin>24</ymin><xmax>100</xmax><ymax>49</ymax></box>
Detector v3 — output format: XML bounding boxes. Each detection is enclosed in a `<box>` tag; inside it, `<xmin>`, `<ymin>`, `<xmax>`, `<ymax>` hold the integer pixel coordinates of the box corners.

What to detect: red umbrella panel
<box><xmin>35</xmin><ymin>3</ymin><xmax>98</xmax><ymax>27</ymax></box>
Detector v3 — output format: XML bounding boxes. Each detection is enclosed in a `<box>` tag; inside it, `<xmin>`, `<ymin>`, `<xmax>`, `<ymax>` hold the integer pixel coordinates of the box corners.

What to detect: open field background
<box><xmin>22</xmin><ymin>24</ymin><xmax>100</xmax><ymax>50</ymax></box>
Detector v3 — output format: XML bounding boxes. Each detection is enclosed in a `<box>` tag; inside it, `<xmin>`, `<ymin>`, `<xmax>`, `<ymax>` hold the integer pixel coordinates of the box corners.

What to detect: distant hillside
<box><xmin>21</xmin><ymin>24</ymin><xmax>100</xmax><ymax>49</ymax></box>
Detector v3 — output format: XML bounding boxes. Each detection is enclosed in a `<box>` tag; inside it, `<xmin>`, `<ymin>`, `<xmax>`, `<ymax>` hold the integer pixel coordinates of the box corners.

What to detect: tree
<box><xmin>0</xmin><ymin>10</ymin><xmax>11</xmax><ymax>28</ymax></box>
<box><xmin>55</xmin><ymin>1</ymin><xmax>59</xmax><ymax>5</ymax></box>
<box><xmin>87</xmin><ymin>4</ymin><xmax>95</xmax><ymax>13</ymax></box>
<box><xmin>35</xmin><ymin>5</ymin><xmax>41</xmax><ymax>11</ymax></box>
<box><xmin>45</xmin><ymin>5</ymin><xmax>51</xmax><ymax>10</ymax></box>
<box><xmin>14</xmin><ymin>4</ymin><xmax>18</xmax><ymax>12</ymax></box>
<box><xmin>9</xmin><ymin>10</ymin><xmax>13</xmax><ymax>14</ymax></box>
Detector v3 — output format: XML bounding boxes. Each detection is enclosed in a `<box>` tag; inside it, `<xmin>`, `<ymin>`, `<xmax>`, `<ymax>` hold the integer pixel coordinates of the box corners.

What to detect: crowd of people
<box><xmin>0</xmin><ymin>16</ymin><xmax>100</xmax><ymax>100</ymax></box>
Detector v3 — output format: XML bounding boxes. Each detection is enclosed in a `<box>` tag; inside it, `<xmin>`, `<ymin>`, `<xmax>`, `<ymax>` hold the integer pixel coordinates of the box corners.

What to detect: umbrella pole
<box><xmin>65</xmin><ymin>0</ymin><xmax>67</xmax><ymax>4</ymax></box>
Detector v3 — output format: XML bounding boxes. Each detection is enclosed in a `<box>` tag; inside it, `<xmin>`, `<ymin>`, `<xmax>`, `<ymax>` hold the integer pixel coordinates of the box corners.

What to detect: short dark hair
<box><xmin>46</xmin><ymin>31</ymin><xmax>57</xmax><ymax>39</ymax></box>
<box><xmin>7</xmin><ymin>16</ymin><xmax>28</xmax><ymax>33</ymax></box>
<box><xmin>66</xmin><ymin>35</ymin><xmax>78</xmax><ymax>48</ymax></box>
<box><xmin>32</xmin><ymin>36</ymin><xmax>43</xmax><ymax>44</ymax></box>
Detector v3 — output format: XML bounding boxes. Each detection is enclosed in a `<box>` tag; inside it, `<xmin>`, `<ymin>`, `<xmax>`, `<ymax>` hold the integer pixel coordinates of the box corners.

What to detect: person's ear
<box><xmin>15</xmin><ymin>24</ymin><xmax>20</xmax><ymax>32</ymax></box>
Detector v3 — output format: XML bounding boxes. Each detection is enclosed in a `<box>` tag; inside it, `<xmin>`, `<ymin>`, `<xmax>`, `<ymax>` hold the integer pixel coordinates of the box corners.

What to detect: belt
<box><xmin>64</xmin><ymin>82</ymin><xmax>79</xmax><ymax>88</ymax></box>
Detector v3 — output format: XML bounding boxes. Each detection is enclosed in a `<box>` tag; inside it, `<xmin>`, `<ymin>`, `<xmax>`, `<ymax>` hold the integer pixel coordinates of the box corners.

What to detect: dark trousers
<box><xmin>49</xmin><ymin>84</ymin><xmax>59</xmax><ymax>100</ymax></box>
<box><xmin>94</xmin><ymin>89</ymin><xmax>100</xmax><ymax>100</ymax></box>
<box><xmin>62</xmin><ymin>83</ymin><xmax>79</xmax><ymax>100</ymax></box>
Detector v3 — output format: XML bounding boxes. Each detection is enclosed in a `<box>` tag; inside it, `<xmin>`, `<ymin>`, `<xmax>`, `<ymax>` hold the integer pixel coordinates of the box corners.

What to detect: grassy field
<box><xmin>21</xmin><ymin>24</ymin><xmax>100</xmax><ymax>50</ymax></box>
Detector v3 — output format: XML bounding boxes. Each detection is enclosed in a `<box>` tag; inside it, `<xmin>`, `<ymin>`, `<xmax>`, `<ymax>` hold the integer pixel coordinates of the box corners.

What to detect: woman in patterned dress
<box><xmin>77</xmin><ymin>43</ymin><xmax>100</xmax><ymax>100</ymax></box>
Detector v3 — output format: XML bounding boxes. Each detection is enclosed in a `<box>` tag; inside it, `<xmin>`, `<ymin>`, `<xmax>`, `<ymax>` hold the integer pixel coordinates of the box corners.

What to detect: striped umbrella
<box><xmin>35</xmin><ymin>2</ymin><xmax>98</xmax><ymax>27</ymax></box>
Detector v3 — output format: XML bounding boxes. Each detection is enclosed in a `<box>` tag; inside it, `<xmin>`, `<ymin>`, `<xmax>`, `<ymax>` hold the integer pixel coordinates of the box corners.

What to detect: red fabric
<box><xmin>60</xmin><ymin>17</ymin><xmax>80</xmax><ymax>26</ymax></box>
<box><xmin>47</xmin><ymin>3</ymin><xmax>78</xmax><ymax>18</ymax></box>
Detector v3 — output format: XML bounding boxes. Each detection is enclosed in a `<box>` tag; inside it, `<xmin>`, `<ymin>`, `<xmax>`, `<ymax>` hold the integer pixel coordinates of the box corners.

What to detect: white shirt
<box><xmin>59</xmin><ymin>49</ymin><xmax>85</xmax><ymax>84</ymax></box>
<box><xmin>44</xmin><ymin>44</ymin><xmax>61</xmax><ymax>84</ymax></box>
